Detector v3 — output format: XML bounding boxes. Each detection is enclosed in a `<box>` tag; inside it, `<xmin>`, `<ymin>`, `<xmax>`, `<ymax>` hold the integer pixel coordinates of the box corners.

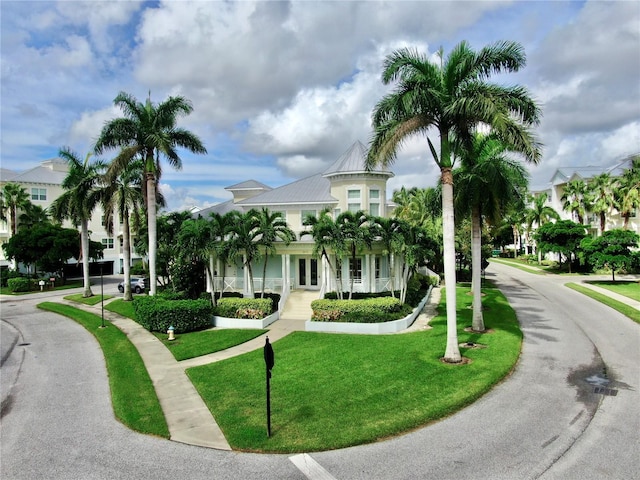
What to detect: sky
<box><xmin>1</xmin><ymin>0</ymin><xmax>639</xmax><ymax>212</ymax></box>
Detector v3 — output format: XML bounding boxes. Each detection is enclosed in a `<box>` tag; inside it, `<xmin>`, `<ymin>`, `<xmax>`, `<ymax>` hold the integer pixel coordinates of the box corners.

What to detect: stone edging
<box><xmin>212</xmin><ymin>311</ymin><xmax>280</xmax><ymax>329</ymax></box>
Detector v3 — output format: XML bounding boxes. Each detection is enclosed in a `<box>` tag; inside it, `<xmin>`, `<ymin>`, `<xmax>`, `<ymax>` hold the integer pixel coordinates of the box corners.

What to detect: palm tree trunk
<box><xmin>471</xmin><ymin>206</ymin><xmax>484</xmax><ymax>332</ymax></box>
<box><xmin>81</xmin><ymin>219</ymin><xmax>93</xmax><ymax>297</ymax></box>
<box><xmin>146</xmin><ymin>172</ymin><xmax>157</xmax><ymax>296</ymax></box>
<box><xmin>123</xmin><ymin>211</ymin><xmax>133</xmax><ymax>301</ymax></box>
<box><xmin>261</xmin><ymin>254</ymin><xmax>269</xmax><ymax>298</ymax></box>
<box><xmin>600</xmin><ymin>212</ymin><xmax>605</xmax><ymax>235</ymax></box>
<box><xmin>441</xmin><ymin>168</ymin><xmax>461</xmax><ymax>363</ymax></box>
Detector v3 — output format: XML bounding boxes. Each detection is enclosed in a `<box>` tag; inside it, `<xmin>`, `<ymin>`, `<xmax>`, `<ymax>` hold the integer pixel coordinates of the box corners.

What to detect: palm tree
<box><xmin>177</xmin><ymin>217</ymin><xmax>216</xmax><ymax>302</ymax></box>
<box><xmin>0</xmin><ymin>182</ymin><xmax>31</xmax><ymax>236</ymax></box>
<box><xmin>454</xmin><ymin>133</ymin><xmax>530</xmax><ymax>332</ymax></box>
<box><xmin>524</xmin><ymin>192</ymin><xmax>560</xmax><ymax>262</ymax></box>
<box><xmin>301</xmin><ymin>209</ymin><xmax>345</xmax><ymax>298</ymax></box>
<box><xmin>614</xmin><ymin>157</ymin><xmax>640</xmax><ymax>229</ymax></box>
<box><xmin>367</xmin><ymin>41</ymin><xmax>541</xmax><ymax>362</ymax></box>
<box><xmin>94</xmin><ymin>91</ymin><xmax>207</xmax><ymax>295</ymax></box>
<box><xmin>208</xmin><ymin>211</ymin><xmax>237</xmax><ymax>301</ymax></box>
<box><xmin>226</xmin><ymin>210</ymin><xmax>261</xmax><ymax>298</ymax></box>
<box><xmin>253</xmin><ymin>208</ymin><xmax>296</xmax><ymax>298</ymax></box>
<box><xmin>18</xmin><ymin>203</ymin><xmax>50</xmax><ymax>230</ymax></box>
<box><xmin>588</xmin><ymin>173</ymin><xmax>615</xmax><ymax>235</ymax></box>
<box><xmin>336</xmin><ymin>210</ymin><xmax>373</xmax><ymax>300</ymax></box>
<box><xmin>50</xmin><ymin>147</ymin><xmax>106</xmax><ymax>297</ymax></box>
<box><xmin>371</xmin><ymin>216</ymin><xmax>403</xmax><ymax>297</ymax></box>
<box><xmin>103</xmin><ymin>159</ymin><xmax>144</xmax><ymax>301</ymax></box>
<box><xmin>561</xmin><ymin>179</ymin><xmax>589</xmax><ymax>225</ymax></box>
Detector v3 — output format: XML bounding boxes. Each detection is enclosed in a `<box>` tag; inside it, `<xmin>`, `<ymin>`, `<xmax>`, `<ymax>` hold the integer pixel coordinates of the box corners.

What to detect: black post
<box><xmin>100</xmin><ymin>264</ymin><xmax>105</xmax><ymax>328</ymax></box>
<box><xmin>263</xmin><ymin>336</ymin><xmax>274</xmax><ymax>437</ymax></box>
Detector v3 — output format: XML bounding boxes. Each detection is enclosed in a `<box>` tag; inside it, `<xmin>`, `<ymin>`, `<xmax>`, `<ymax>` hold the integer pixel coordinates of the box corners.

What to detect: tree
<box><xmin>208</xmin><ymin>211</ymin><xmax>237</xmax><ymax>302</ymax></box>
<box><xmin>534</xmin><ymin>220</ymin><xmax>587</xmax><ymax>273</ymax></box>
<box><xmin>588</xmin><ymin>173</ymin><xmax>615</xmax><ymax>235</ymax></box>
<box><xmin>454</xmin><ymin>133</ymin><xmax>530</xmax><ymax>332</ymax></box>
<box><xmin>2</xmin><ymin>223</ymin><xmax>104</xmax><ymax>278</ymax></box>
<box><xmin>580</xmin><ymin>229</ymin><xmax>640</xmax><ymax>281</ymax></box>
<box><xmin>561</xmin><ymin>179</ymin><xmax>589</xmax><ymax>225</ymax></box>
<box><xmin>176</xmin><ymin>217</ymin><xmax>213</xmax><ymax>299</ymax></box>
<box><xmin>253</xmin><ymin>208</ymin><xmax>296</xmax><ymax>298</ymax></box>
<box><xmin>614</xmin><ymin>157</ymin><xmax>640</xmax><ymax>229</ymax></box>
<box><xmin>226</xmin><ymin>210</ymin><xmax>261</xmax><ymax>298</ymax></box>
<box><xmin>50</xmin><ymin>147</ymin><xmax>106</xmax><ymax>297</ymax></box>
<box><xmin>103</xmin><ymin>159</ymin><xmax>144</xmax><ymax>301</ymax></box>
<box><xmin>395</xmin><ymin>222</ymin><xmax>438</xmax><ymax>303</ymax></box>
<box><xmin>94</xmin><ymin>91</ymin><xmax>207</xmax><ymax>295</ymax></box>
<box><xmin>0</xmin><ymin>182</ymin><xmax>31</xmax><ymax>236</ymax></box>
<box><xmin>18</xmin><ymin>203</ymin><xmax>50</xmax><ymax>231</ymax></box>
<box><xmin>336</xmin><ymin>210</ymin><xmax>373</xmax><ymax>300</ymax></box>
<box><xmin>524</xmin><ymin>192</ymin><xmax>560</xmax><ymax>262</ymax></box>
<box><xmin>301</xmin><ymin>209</ymin><xmax>345</xmax><ymax>298</ymax></box>
<box><xmin>371</xmin><ymin>216</ymin><xmax>403</xmax><ymax>298</ymax></box>
<box><xmin>367</xmin><ymin>41</ymin><xmax>541</xmax><ymax>362</ymax></box>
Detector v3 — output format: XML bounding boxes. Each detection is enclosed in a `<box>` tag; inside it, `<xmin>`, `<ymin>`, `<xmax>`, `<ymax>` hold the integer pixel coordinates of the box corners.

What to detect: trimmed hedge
<box><xmin>213</xmin><ymin>298</ymin><xmax>273</xmax><ymax>319</ymax></box>
<box><xmin>133</xmin><ymin>296</ymin><xmax>213</xmax><ymax>333</ymax></box>
<box><xmin>7</xmin><ymin>277</ymin><xmax>30</xmax><ymax>292</ymax></box>
<box><xmin>311</xmin><ymin>297</ymin><xmax>409</xmax><ymax>323</ymax></box>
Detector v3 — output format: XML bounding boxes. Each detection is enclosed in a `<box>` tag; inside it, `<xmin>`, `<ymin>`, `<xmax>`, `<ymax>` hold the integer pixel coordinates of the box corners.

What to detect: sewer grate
<box><xmin>594</xmin><ymin>387</ymin><xmax>618</xmax><ymax>396</ymax></box>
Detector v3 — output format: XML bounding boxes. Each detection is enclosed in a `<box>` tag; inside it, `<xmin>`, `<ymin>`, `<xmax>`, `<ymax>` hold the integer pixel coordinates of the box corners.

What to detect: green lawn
<box><xmin>154</xmin><ymin>328</ymin><xmax>267</xmax><ymax>361</ymax></box>
<box><xmin>105</xmin><ymin>299</ymin><xmax>136</xmax><ymax>319</ymax></box>
<box><xmin>37</xmin><ymin>302</ymin><xmax>169</xmax><ymax>438</ymax></box>
<box><xmin>566</xmin><ymin>283</ymin><xmax>640</xmax><ymax>324</ymax></box>
<box><xmin>489</xmin><ymin>257</ymin><xmax>546</xmax><ymax>274</ymax></box>
<box><xmin>64</xmin><ymin>293</ymin><xmax>114</xmax><ymax>305</ymax></box>
<box><xmin>587</xmin><ymin>280</ymin><xmax>640</xmax><ymax>302</ymax></box>
<box><xmin>187</xmin><ymin>286</ymin><xmax>522</xmax><ymax>453</ymax></box>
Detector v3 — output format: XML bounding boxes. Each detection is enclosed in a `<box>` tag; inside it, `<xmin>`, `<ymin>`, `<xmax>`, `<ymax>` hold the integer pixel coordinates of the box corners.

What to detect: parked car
<box><xmin>118</xmin><ymin>278</ymin><xmax>148</xmax><ymax>294</ymax></box>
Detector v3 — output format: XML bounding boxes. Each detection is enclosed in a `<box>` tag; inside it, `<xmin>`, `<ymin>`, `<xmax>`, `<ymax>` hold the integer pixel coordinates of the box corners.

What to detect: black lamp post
<box><xmin>100</xmin><ymin>264</ymin><xmax>105</xmax><ymax>328</ymax></box>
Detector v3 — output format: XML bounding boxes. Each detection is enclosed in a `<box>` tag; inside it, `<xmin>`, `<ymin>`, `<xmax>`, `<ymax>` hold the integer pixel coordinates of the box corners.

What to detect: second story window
<box><xmin>102</xmin><ymin>238</ymin><xmax>114</xmax><ymax>249</ymax></box>
<box><xmin>31</xmin><ymin>188</ymin><xmax>46</xmax><ymax>201</ymax></box>
<box><xmin>348</xmin><ymin>189</ymin><xmax>361</xmax><ymax>212</ymax></box>
<box><xmin>301</xmin><ymin>209</ymin><xmax>317</xmax><ymax>226</ymax></box>
<box><xmin>369</xmin><ymin>189</ymin><xmax>380</xmax><ymax>217</ymax></box>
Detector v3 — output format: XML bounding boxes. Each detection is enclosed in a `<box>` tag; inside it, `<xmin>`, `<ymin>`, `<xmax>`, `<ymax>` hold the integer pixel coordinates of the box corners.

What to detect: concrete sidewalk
<box><xmin>577</xmin><ymin>280</ymin><xmax>640</xmax><ymax>311</ymax></box>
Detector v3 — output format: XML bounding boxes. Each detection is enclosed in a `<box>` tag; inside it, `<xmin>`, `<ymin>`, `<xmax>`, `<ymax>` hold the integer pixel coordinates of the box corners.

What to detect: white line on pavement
<box><xmin>289</xmin><ymin>453</ymin><xmax>338</xmax><ymax>480</ymax></box>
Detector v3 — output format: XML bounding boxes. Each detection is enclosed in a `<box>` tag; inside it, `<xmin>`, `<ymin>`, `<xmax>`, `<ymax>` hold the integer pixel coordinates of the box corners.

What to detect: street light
<box><xmin>100</xmin><ymin>264</ymin><xmax>105</xmax><ymax>329</ymax></box>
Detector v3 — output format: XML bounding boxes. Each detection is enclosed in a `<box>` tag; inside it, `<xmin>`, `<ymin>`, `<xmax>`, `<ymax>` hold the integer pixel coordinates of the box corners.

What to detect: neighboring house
<box><xmin>197</xmin><ymin>141</ymin><xmax>397</xmax><ymax>297</ymax></box>
<box><xmin>525</xmin><ymin>153</ymin><xmax>639</xmax><ymax>252</ymax></box>
<box><xmin>0</xmin><ymin>158</ymin><xmax>142</xmax><ymax>275</ymax></box>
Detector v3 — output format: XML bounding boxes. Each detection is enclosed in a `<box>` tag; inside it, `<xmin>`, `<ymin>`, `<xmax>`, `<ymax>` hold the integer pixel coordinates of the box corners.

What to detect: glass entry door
<box><xmin>298</xmin><ymin>257</ymin><xmax>319</xmax><ymax>288</ymax></box>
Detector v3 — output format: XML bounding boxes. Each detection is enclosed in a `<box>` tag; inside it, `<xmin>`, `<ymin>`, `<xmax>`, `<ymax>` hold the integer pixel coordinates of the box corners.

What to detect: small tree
<box><xmin>579</xmin><ymin>229</ymin><xmax>640</xmax><ymax>281</ymax></box>
<box><xmin>535</xmin><ymin>220</ymin><xmax>587</xmax><ymax>273</ymax></box>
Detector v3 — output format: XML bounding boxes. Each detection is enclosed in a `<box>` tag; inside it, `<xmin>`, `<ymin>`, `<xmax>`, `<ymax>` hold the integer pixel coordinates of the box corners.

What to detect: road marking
<box><xmin>289</xmin><ymin>453</ymin><xmax>337</xmax><ymax>480</ymax></box>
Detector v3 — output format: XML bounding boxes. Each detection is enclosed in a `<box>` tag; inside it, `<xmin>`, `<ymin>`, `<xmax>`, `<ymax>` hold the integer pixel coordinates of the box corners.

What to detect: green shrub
<box><xmin>130</xmin><ymin>262</ymin><xmax>146</xmax><ymax>276</ymax></box>
<box><xmin>311</xmin><ymin>297</ymin><xmax>405</xmax><ymax>323</ymax></box>
<box><xmin>324</xmin><ymin>291</ymin><xmax>393</xmax><ymax>300</ymax></box>
<box><xmin>213</xmin><ymin>298</ymin><xmax>273</xmax><ymax>319</ymax></box>
<box><xmin>1</xmin><ymin>269</ymin><xmax>22</xmax><ymax>288</ymax></box>
<box><xmin>133</xmin><ymin>297</ymin><xmax>213</xmax><ymax>333</ymax></box>
<box><xmin>7</xmin><ymin>277</ymin><xmax>30</xmax><ymax>292</ymax></box>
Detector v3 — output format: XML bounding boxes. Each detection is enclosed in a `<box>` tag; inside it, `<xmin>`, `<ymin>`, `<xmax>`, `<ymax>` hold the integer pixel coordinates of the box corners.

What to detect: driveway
<box><xmin>1</xmin><ymin>265</ymin><xmax>638</xmax><ymax>479</ymax></box>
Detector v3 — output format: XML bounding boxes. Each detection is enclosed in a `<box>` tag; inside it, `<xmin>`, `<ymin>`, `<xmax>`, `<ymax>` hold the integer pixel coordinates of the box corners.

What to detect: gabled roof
<box><xmin>3</xmin><ymin>159</ymin><xmax>68</xmax><ymax>185</ymax></box>
<box><xmin>0</xmin><ymin>169</ymin><xmax>17</xmax><ymax>181</ymax></box>
<box><xmin>225</xmin><ymin>179</ymin><xmax>272</xmax><ymax>192</ymax></box>
<box><xmin>322</xmin><ymin>140</ymin><xmax>392</xmax><ymax>178</ymax></box>
<box><xmin>238</xmin><ymin>173</ymin><xmax>336</xmax><ymax>206</ymax></box>
<box><xmin>193</xmin><ymin>199</ymin><xmax>242</xmax><ymax>218</ymax></box>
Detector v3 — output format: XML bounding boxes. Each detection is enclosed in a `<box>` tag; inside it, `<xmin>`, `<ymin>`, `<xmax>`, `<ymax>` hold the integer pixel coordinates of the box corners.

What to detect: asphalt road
<box><xmin>1</xmin><ymin>265</ymin><xmax>638</xmax><ymax>480</ymax></box>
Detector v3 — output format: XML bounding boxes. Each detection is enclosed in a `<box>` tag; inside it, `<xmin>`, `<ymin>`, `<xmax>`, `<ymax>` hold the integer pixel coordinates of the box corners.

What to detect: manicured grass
<box><xmin>154</xmin><ymin>328</ymin><xmax>267</xmax><ymax>361</ymax></box>
<box><xmin>0</xmin><ymin>280</ymin><xmax>83</xmax><ymax>295</ymax></box>
<box><xmin>587</xmin><ymin>280</ymin><xmax>640</xmax><ymax>302</ymax></box>
<box><xmin>566</xmin><ymin>283</ymin><xmax>640</xmax><ymax>324</ymax></box>
<box><xmin>489</xmin><ymin>257</ymin><xmax>546</xmax><ymax>275</ymax></box>
<box><xmin>64</xmin><ymin>293</ymin><xmax>114</xmax><ymax>305</ymax></box>
<box><xmin>105</xmin><ymin>299</ymin><xmax>136</xmax><ymax>319</ymax></box>
<box><xmin>36</xmin><ymin>302</ymin><xmax>170</xmax><ymax>438</ymax></box>
<box><xmin>187</xmin><ymin>286</ymin><xmax>522</xmax><ymax>452</ymax></box>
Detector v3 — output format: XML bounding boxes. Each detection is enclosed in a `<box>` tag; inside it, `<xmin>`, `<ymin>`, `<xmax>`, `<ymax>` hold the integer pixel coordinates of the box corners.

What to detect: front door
<box><xmin>298</xmin><ymin>257</ymin><xmax>319</xmax><ymax>289</ymax></box>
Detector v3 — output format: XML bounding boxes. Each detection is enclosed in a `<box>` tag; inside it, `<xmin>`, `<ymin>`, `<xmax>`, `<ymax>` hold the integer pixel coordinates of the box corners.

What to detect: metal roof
<box><xmin>238</xmin><ymin>173</ymin><xmax>336</xmax><ymax>206</ymax></box>
<box><xmin>322</xmin><ymin>140</ymin><xmax>392</xmax><ymax>177</ymax></box>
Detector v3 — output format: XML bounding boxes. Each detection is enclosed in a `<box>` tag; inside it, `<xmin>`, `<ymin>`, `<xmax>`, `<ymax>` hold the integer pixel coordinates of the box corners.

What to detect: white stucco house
<box><xmin>195</xmin><ymin>141</ymin><xmax>400</xmax><ymax>298</ymax></box>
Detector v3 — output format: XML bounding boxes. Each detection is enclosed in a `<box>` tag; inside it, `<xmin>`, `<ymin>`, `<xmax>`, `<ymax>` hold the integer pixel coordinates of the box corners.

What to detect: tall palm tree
<box><xmin>561</xmin><ymin>179</ymin><xmax>589</xmax><ymax>225</ymax></box>
<box><xmin>301</xmin><ymin>209</ymin><xmax>345</xmax><ymax>298</ymax></box>
<box><xmin>588</xmin><ymin>173</ymin><xmax>615</xmax><ymax>235</ymax></box>
<box><xmin>103</xmin><ymin>159</ymin><xmax>144</xmax><ymax>301</ymax></box>
<box><xmin>18</xmin><ymin>203</ymin><xmax>50</xmax><ymax>231</ymax></box>
<box><xmin>336</xmin><ymin>210</ymin><xmax>373</xmax><ymax>300</ymax></box>
<box><xmin>367</xmin><ymin>41</ymin><xmax>541</xmax><ymax>362</ymax></box>
<box><xmin>454</xmin><ymin>133</ymin><xmax>530</xmax><ymax>332</ymax></box>
<box><xmin>226</xmin><ymin>210</ymin><xmax>261</xmax><ymax>298</ymax></box>
<box><xmin>614</xmin><ymin>158</ymin><xmax>640</xmax><ymax>229</ymax></box>
<box><xmin>524</xmin><ymin>192</ymin><xmax>560</xmax><ymax>262</ymax></box>
<box><xmin>50</xmin><ymin>148</ymin><xmax>106</xmax><ymax>297</ymax></box>
<box><xmin>253</xmin><ymin>208</ymin><xmax>296</xmax><ymax>298</ymax></box>
<box><xmin>94</xmin><ymin>91</ymin><xmax>207</xmax><ymax>295</ymax></box>
<box><xmin>0</xmin><ymin>182</ymin><xmax>31</xmax><ymax>236</ymax></box>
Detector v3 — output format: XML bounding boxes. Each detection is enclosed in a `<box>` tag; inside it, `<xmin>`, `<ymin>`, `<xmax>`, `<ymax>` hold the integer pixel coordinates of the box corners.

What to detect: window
<box><xmin>101</xmin><ymin>238</ymin><xmax>114</xmax><ymax>249</ymax></box>
<box><xmin>31</xmin><ymin>188</ymin><xmax>46</xmax><ymax>201</ymax></box>
<box><xmin>375</xmin><ymin>256</ymin><xmax>381</xmax><ymax>279</ymax></box>
<box><xmin>349</xmin><ymin>258</ymin><xmax>362</xmax><ymax>283</ymax></box>
<box><xmin>273</xmin><ymin>211</ymin><xmax>287</xmax><ymax>222</ymax></box>
<box><xmin>301</xmin><ymin>209</ymin><xmax>316</xmax><ymax>226</ymax></box>
<box><xmin>348</xmin><ymin>189</ymin><xmax>361</xmax><ymax>212</ymax></box>
<box><xmin>369</xmin><ymin>189</ymin><xmax>380</xmax><ymax>217</ymax></box>
<box><xmin>369</xmin><ymin>189</ymin><xmax>380</xmax><ymax>200</ymax></box>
